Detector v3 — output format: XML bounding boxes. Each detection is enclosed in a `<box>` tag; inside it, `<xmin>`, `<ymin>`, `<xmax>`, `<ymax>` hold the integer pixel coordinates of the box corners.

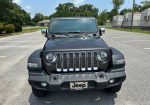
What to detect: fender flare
<box><xmin>27</xmin><ymin>49</ymin><xmax>43</xmax><ymax>71</ymax></box>
<box><xmin>110</xmin><ymin>47</ymin><xmax>125</xmax><ymax>68</ymax></box>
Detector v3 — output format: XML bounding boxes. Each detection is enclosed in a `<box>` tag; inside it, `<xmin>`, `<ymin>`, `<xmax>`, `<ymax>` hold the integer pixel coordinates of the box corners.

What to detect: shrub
<box><xmin>4</xmin><ymin>24</ymin><xmax>15</xmax><ymax>33</ymax></box>
<box><xmin>0</xmin><ymin>23</ymin><xmax>4</xmax><ymax>34</ymax></box>
<box><xmin>14</xmin><ymin>24</ymin><xmax>22</xmax><ymax>32</ymax></box>
<box><xmin>30</xmin><ymin>21</ymin><xmax>36</xmax><ymax>26</ymax></box>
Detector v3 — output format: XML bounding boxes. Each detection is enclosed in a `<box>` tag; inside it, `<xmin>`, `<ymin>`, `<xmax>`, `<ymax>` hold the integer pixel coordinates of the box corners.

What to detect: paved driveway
<box><xmin>0</xmin><ymin>30</ymin><xmax>150</xmax><ymax>105</ymax></box>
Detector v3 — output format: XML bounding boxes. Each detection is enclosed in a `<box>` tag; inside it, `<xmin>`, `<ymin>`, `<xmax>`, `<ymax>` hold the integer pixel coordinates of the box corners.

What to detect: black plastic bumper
<box><xmin>29</xmin><ymin>69</ymin><xmax>126</xmax><ymax>91</ymax></box>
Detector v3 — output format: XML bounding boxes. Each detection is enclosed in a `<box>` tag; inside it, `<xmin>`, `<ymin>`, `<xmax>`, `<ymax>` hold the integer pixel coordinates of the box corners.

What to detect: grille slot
<box><xmin>93</xmin><ymin>52</ymin><xmax>98</xmax><ymax>67</ymax></box>
<box><xmin>62</xmin><ymin>53</ymin><xmax>67</xmax><ymax>72</ymax></box>
<box><xmin>56</xmin><ymin>53</ymin><xmax>61</xmax><ymax>71</ymax></box>
<box><xmin>81</xmin><ymin>52</ymin><xmax>86</xmax><ymax>71</ymax></box>
<box><xmin>87</xmin><ymin>52</ymin><xmax>92</xmax><ymax>70</ymax></box>
<box><xmin>56</xmin><ymin>51</ymin><xmax>100</xmax><ymax>72</ymax></box>
<box><xmin>74</xmin><ymin>53</ymin><xmax>80</xmax><ymax>71</ymax></box>
<box><xmin>69</xmin><ymin>53</ymin><xmax>74</xmax><ymax>71</ymax></box>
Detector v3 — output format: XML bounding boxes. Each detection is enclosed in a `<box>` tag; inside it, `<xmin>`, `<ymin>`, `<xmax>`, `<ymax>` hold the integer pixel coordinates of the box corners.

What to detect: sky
<box><xmin>12</xmin><ymin>0</ymin><xmax>145</xmax><ymax>18</ymax></box>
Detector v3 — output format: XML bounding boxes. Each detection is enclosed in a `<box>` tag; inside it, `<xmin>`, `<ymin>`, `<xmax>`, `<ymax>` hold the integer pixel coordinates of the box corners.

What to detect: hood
<box><xmin>44</xmin><ymin>37</ymin><xmax>109</xmax><ymax>52</ymax></box>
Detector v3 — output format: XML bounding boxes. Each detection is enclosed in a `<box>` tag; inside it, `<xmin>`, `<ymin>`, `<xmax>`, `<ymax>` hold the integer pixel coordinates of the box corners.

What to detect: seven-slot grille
<box><xmin>55</xmin><ymin>51</ymin><xmax>99</xmax><ymax>72</ymax></box>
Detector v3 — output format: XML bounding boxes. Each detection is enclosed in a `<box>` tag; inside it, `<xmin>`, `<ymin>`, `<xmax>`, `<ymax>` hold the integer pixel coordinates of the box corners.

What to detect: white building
<box><xmin>140</xmin><ymin>8</ymin><xmax>150</xmax><ymax>29</ymax></box>
<box><xmin>112</xmin><ymin>15</ymin><xmax>123</xmax><ymax>27</ymax></box>
<box><xmin>122</xmin><ymin>12</ymin><xmax>141</xmax><ymax>27</ymax></box>
<box><xmin>38</xmin><ymin>20</ymin><xmax>50</xmax><ymax>27</ymax></box>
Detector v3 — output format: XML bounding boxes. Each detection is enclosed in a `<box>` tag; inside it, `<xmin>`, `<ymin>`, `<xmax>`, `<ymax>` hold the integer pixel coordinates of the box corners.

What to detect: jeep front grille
<box><xmin>55</xmin><ymin>51</ymin><xmax>100</xmax><ymax>72</ymax></box>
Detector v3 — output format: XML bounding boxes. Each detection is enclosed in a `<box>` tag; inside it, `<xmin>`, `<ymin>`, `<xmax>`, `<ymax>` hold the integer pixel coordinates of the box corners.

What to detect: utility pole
<box><xmin>131</xmin><ymin>0</ymin><xmax>135</xmax><ymax>30</ymax></box>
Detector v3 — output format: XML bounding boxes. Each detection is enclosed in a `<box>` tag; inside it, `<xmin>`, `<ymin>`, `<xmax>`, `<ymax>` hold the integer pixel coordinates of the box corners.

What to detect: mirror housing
<box><xmin>41</xmin><ymin>29</ymin><xmax>48</xmax><ymax>37</ymax></box>
<box><xmin>99</xmin><ymin>29</ymin><xmax>102</xmax><ymax>36</ymax></box>
<box><xmin>99</xmin><ymin>28</ymin><xmax>105</xmax><ymax>36</ymax></box>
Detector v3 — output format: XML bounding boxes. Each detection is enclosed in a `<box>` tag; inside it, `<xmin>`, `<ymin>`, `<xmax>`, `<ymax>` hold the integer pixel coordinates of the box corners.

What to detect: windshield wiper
<box><xmin>67</xmin><ymin>32</ymin><xmax>82</xmax><ymax>34</ymax></box>
<box><xmin>50</xmin><ymin>32</ymin><xmax>69</xmax><ymax>39</ymax></box>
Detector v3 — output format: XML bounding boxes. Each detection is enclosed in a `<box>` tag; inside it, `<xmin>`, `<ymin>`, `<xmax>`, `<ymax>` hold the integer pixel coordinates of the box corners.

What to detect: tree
<box><xmin>0</xmin><ymin>0</ymin><xmax>31</xmax><ymax>25</ymax></box>
<box><xmin>8</xmin><ymin>3</ymin><xmax>31</xmax><ymax>25</ymax></box>
<box><xmin>133</xmin><ymin>4</ymin><xmax>142</xmax><ymax>12</ymax></box>
<box><xmin>78</xmin><ymin>4</ymin><xmax>99</xmax><ymax>17</ymax></box>
<box><xmin>120</xmin><ymin>8</ymin><xmax>132</xmax><ymax>15</ymax></box>
<box><xmin>111</xmin><ymin>0</ymin><xmax>125</xmax><ymax>17</ymax></box>
<box><xmin>52</xmin><ymin>3</ymin><xmax>76</xmax><ymax>17</ymax></box>
<box><xmin>33</xmin><ymin>13</ymin><xmax>44</xmax><ymax>23</ymax></box>
<box><xmin>112</xmin><ymin>0</ymin><xmax>125</xmax><ymax>10</ymax></box>
<box><xmin>141</xmin><ymin>0</ymin><xmax>150</xmax><ymax>11</ymax></box>
<box><xmin>120</xmin><ymin>1</ymin><xmax>150</xmax><ymax>15</ymax></box>
<box><xmin>44</xmin><ymin>16</ymin><xmax>50</xmax><ymax>20</ymax></box>
<box><xmin>50</xmin><ymin>3</ymin><xmax>99</xmax><ymax>18</ymax></box>
<box><xmin>98</xmin><ymin>10</ymin><xmax>110</xmax><ymax>25</ymax></box>
<box><xmin>0</xmin><ymin>0</ymin><xmax>13</xmax><ymax>22</ymax></box>
<box><xmin>110</xmin><ymin>8</ymin><xmax>118</xmax><ymax>21</ymax></box>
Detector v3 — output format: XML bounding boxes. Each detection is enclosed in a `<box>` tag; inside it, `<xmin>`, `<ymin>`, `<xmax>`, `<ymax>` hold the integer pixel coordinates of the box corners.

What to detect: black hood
<box><xmin>44</xmin><ymin>37</ymin><xmax>109</xmax><ymax>52</ymax></box>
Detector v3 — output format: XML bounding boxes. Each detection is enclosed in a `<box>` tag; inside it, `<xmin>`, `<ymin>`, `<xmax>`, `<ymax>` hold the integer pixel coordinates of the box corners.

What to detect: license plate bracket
<box><xmin>70</xmin><ymin>82</ymin><xmax>88</xmax><ymax>90</ymax></box>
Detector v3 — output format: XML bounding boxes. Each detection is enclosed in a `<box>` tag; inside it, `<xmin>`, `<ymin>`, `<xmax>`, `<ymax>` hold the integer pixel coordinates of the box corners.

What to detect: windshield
<box><xmin>49</xmin><ymin>18</ymin><xmax>98</xmax><ymax>34</ymax></box>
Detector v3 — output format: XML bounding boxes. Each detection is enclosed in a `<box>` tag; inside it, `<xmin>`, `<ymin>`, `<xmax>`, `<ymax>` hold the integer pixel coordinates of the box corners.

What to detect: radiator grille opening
<box><xmin>55</xmin><ymin>51</ymin><xmax>102</xmax><ymax>72</ymax></box>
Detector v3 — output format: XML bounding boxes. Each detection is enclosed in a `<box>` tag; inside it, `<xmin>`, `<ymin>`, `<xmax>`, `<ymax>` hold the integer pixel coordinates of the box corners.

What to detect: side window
<box><xmin>144</xmin><ymin>16</ymin><xmax>150</xmax><ymax>21</ymax></box>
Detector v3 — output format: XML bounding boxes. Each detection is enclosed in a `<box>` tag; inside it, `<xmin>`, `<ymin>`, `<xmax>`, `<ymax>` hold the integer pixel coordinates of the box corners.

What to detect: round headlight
<box><xmin>45</xmin><ymin>53</ymin><xmax>57</xmax><ymax>63</ymax></box>
<box><xmin>97</xmin><ymin>51</ymin><xmax>108</xmax><ymax>61</ymax></box>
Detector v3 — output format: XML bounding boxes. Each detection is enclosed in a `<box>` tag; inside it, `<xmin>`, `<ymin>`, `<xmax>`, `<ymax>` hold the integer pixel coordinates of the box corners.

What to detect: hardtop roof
<box><xmin>51</xmin><ymin>17</ymin><xmax>96</xmax><ymax>20</ymax></box>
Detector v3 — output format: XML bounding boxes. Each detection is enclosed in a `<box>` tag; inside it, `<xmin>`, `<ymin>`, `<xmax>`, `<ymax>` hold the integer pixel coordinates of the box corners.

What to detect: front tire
<box><xmin>105</xmin><ymin>84</ymin><xmax>122</xmax><ymax>93</ymax></box>
<box><xmin>32</xmin><ymin>87</ymin><xmax>48</xmax><ymax>97</ymax></box>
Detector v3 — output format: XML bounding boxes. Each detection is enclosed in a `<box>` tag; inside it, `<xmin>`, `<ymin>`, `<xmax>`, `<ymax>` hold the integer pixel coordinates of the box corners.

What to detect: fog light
<box><xmin>41</xmin><ymin>82</ymin><xmax>47</xmax><ymax>87</ymax></box>
<box><xmin>109</xmin><ymin>79</ymin><xmax>115</xmax><ymax>84</ymax></box>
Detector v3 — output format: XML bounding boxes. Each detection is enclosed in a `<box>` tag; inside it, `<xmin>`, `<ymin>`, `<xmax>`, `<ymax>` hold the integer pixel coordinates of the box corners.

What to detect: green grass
<box><xmin>107</xmin><ymin>27</ymin><xmax>150</xmax><ymax>35</ymax></box>
<box><xmin>0</xmin><ymin>27</ymin><xmax>48</xmax><ymax>38</ymax></box>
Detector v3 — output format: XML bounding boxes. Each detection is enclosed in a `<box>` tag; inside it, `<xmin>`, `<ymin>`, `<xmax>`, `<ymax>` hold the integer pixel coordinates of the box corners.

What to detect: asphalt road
<box><xmin>0</xmin><ymin>30</ymin><xmax>150</xmax><ymax>105</ymax></box>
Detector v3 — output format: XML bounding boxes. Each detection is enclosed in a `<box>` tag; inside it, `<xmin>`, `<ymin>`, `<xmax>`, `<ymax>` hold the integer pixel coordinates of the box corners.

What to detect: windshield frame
<box><xmin>48</xmin><ymin>18</ymin><xmax>99</xmax><ymax>35</ymax></box>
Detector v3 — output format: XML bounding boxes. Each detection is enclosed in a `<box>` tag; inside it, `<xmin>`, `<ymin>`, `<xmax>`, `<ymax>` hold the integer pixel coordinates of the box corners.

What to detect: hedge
<box><xmin>14</xmin><ymin>24</ymin><xmax>22</xmax><ymax>32</ymax></box>
<box><xmin>4</xmin><ymin>24</ymin><xmax>15</xmax><ymax>33</ymax></box>
<box><xmin>0</xmin><ymin>23</ymin><xmax>4</xmax><ymax>33</ymax></box>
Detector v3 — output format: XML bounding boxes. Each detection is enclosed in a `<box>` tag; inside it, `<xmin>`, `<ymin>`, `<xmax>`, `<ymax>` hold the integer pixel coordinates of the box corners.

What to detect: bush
<box><xmin>4</xmin><ymin>24</ymin><xmax>15</xmax><ymax>33</ymax></box>
<box><xmin>14</xmin><ymin>24</ymin><xmax>22</xmax><ymax>32</ymax></box>
<box><xmin>0</xmin><ymin>23</ymin><xmax>4</xmax><ymax>34</ymax></box>
<box><xmin>30</xmin><ymin>21</ymin><xmax>36</xmax><ymax>26</ymax></box>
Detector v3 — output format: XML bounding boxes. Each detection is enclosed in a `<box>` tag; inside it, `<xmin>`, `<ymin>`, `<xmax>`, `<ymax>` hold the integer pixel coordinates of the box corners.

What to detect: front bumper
<box><xmin>29</xmin><ymin>69</ymin><xmax>126</xmax><ymax>91</ymax></box>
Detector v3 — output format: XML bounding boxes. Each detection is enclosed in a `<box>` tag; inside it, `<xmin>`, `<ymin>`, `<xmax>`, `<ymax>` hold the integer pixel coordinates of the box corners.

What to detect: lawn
<box><xmin>0</xmin><ymin>27</ymin><xmax>47</xmax><ymax>38</ymax></box>
<box><xmin>107</xmin><ymin>27</ymin><xmax>150</xmax><ymax>35</ymax></box>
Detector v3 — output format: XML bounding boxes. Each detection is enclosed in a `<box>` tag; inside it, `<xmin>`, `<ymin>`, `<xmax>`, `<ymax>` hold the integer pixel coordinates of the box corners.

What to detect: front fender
<box><xmin>110</xmin><ymin>47</ymin><xmax>125</xmax><ymax>69</ymax></box>
<box><xmin>27</xmin><ymin>49</ymin><xmax>43</xmax><ymax>72</ymax></box>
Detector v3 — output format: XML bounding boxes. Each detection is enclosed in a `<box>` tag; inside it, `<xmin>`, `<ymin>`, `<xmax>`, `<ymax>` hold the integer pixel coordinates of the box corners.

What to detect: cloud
<box><xmin>24</xmin><ymin>5</ymin><xmax>31</xmax><ymax>12</ymax></box>
<box><xmin>73</xmin><ymin>0</ymin><xmax>85</xmax><ymax>5</ymax></box>
<box><xmin>12</xmin><ymin>0</ymin><xmax>22</xmax><ymax>4</ymax></box>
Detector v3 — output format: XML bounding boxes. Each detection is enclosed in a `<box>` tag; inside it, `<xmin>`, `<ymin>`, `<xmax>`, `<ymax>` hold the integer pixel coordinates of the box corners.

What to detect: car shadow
<box><xmin>29</xmin><ymin>90</ymin><xmax>117</xmax><ymax>105</ymax></box>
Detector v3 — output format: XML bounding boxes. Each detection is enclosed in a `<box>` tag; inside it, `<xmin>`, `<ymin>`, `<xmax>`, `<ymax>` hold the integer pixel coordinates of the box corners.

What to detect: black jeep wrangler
<box><xmin>27</xmin><ymin>17</ymin><xmax>126</xmax><ymax>97</ymax></box>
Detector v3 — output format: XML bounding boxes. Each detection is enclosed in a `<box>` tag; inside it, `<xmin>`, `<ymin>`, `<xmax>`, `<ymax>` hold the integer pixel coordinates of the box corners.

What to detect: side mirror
<box><xmin>99</xmin><ymin>29</ymin><xmax>102</xmax><ymax>36</ymax></box>
<box><xmin>99</xmin><ymin>28</ymin><xmax>105</xmax><ymax>36</ymax></box>
<box><xmin>41</xmin><ymin>29</ymin><xmax>48</xmax><ymax>37</ymax></box>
